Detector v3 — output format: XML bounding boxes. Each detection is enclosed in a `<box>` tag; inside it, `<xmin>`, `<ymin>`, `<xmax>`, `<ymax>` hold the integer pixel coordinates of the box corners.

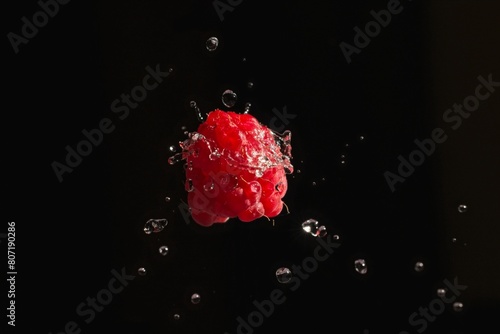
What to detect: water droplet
<box><xmin>138</xmin><ymin>267</ymin><xmax>147</xmax><ymax>276</ymax></box>
<box><xmin>247</xmin><ymin>82</ymin><xmax>254</xmax><ymax>89</ymax></box>
<box><xmin>173</xmin><ymin>313</ymin><xmax>181</xmax><ymax>320</ymax></box>
<box><xmin>414</xmin><ymin>261</ymin><xmax>425</xmax><ymax>272</ymax></box>
<box><xmin>159</xmin><ymin>246</ymin><xmax>169</xmax><ymax>256</ymax></box>
<box><xmin>452</xmin><ymin>237</ymin><xmax>457</xmax><ymax>243</ymax></box>
<box><xmin>458</xmin><ymin>204</ymin><xmax>468</xmax><ymax>213</ymax></box>
<box><xmin>144</xmin><ymin>219</ymin><xmax>168</xmax><ymax>234</ymax></box>
<box><xmin>244</xmin><ymin>102</ymin><xmax>251</xmax><ymax>114</ymax></box>
<box><xmin>354</xmin><ymin>259</ymin><xmax>368</xmax><ymax>274</ymax></box>
<box><xmin>242</xmin><ymin>57</ymin><xmax>247</xmax><ymax>62</ymax></box>
<box><xmin>189</xmin><ymin>100</ymin><xmax>204</xmax><ymax>122</ymax></box>
<box><xmin>359</xmin><ymin>135</ymin><xmax>365</xmax><ymax>141</ymax></box>
<box><xmin>168</xmin><ymin>68</ymin><xmax>174</xmax><ymax>73</ymax></box>
<box><xmin>191</xmin><ymin>293</ymin><xmax>201</xmax><ymax>304</ymax></box>
<box><xmin>452</xmin><ymin>302</ymin><xmax>464</xmax><ymax>312</ymax></box>
<box><xmin>168</xmin><ymin>153</ymin><xmax>183</xmax><ymax>165</ymax></box>
<box><xmin>203</xmin><ymin>181</ymin><xmax>215</xmax><ymax>192</ymax></box>
<box><xmin>222</xmin><ymin>89</ymin><xmax>237</xmax><ymax>108</ymax></box>
<box><xmin>169</xmin><ymin>145</ymin><xmax>177</xmax><ymax>153</ymax></box>
<box><xmin>315</xmin><ymin>225</ymin><xmax>328</xmax><ymax>238</ymax></box>
<box><xmin>275</xmin><ymin>267</ymin><xmax>292</xmax><ymax>284</ymax></box>
<box><xmin>301</xmin><ymin>219</ymin><xmax>318</xmax><ymax>234</ymax></box>
<box><xmin>165</xmin><ymin>196</ymin><xmax>171</xmax><ymax>203</ymax></box>
<box><xmin>437</xmin><ymin>288</ymin><xmax>447</xmax><ymax>297</ymax></box>
<box><xmin>312</xmin><ymin>181</ymin><xmax>317</xmax><ymax>186</ymax></box>
<box><xmin>187</xmin><ymin>179</ymin><xmax>194</xmax><ymax>192</ymax></box>
<box><xmin>206</xmin><ymin>37</ymin><xmax>219</xmax><ymax>51</ymax></box>
<box><xmin>296</xmin><ymin>169</ymin><xmax>301</xmax><ymax>173</ymax></box>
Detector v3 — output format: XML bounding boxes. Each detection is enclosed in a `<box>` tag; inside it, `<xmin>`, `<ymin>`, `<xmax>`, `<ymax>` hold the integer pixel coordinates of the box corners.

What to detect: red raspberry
<box><xmin>179</xmin><ymin>109</ymin><xmax>293</xmax><ymax>226</ymax></box>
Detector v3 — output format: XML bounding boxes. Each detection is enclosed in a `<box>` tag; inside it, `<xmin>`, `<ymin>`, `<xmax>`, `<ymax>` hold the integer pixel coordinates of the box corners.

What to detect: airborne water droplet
<box><xmin>437</xmin><ymin>288</ymin><xmax>447</xmax><ymax>297</ymax></box>
<box><xmin>244</xmin><ymin>102</ymin><xmax>251</xmax><ymax>114</ymax></box>
<box><xmin>138</xmin><ymin>267</ymin><xmax>147</xmax><ymax>276</ymax></box>
<box><xmin>169</xmin><ymin>145</ymin><xmax>177</xmax><ymax>153</ymax></box>
<box><xmin>159</xmin><ymin>246</ymin><xmax>169</xmax><ymax>256</ymax></box>
<box><xmin>301</xmin><ymin>219</ymin><xmax>318</xmax><ymax>234</ymax></box>
<box><xmin>222</xmin><ymin>89</ymin><xmax>237</xmax><ymax>108</ymax></box>
<box><xmin>458</xmin><ymin>204</ymin><xmax>468</xmax><ymax>213</ymax></box>
<box><xmin>414</xmin><ymin>261</ymin><xmax>425</xmax><ymax>272</ymax></box>
<box><xmin>354</xmin><ymin>259</ymin><xmax>368</xmax><ymax>274</ymax></box>
<box><xmin>144</xmin><ymin>219</ymin><xmax>168</xmax><ymax>234</ymax></box>
<box><xmin>187</xmin><ymin>179</ymin><xmax>194</xmax><ymax>192</ymax></box>
<box><xmin>173</xmin><ymin>314</ymin><xmax>181</xmax><ymax>320</ymax></box>
<box><xmin>315</xmin><ymin>225</ymin><xmax>328</xmax><ymax>238</ymax></box>
<box><xmin>191</xmin><ymin>293</ymin><xmax>201</xmax><ymax>304</ymax></box>
<box><xmin>275</xmin><ymin>267</ymin><xmax>292</xmax><ymax>284</ymax></box>
<box><xmin>452</xmin><ymin>302</ymin><xmax>464</xmax><ymax>312</ymax></box>
<box><xmin>168</xmin><ymin>153</ymin><xmax>183</xmax><ymax>165</ymax></box>
<box><xmin>165</xmin><ymin>196</ymin><xmax>171</xmax><ymax>203</ymax></box>
<box><xmin>206</xmin><ymin>37</ymin><xmax>219</xmax><ymax>51</ymax></box>
<box><xmin>247</xmin><ymin>82</ymin><xmax>254</xmax><ymax>89</ymax></box>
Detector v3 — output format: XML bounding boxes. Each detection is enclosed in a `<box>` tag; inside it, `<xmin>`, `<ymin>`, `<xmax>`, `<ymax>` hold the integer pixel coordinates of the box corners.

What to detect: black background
<box><xmin>3</xmin><ymin>0</ymin><xmax>500</xmax><ymax>334</ymax></box>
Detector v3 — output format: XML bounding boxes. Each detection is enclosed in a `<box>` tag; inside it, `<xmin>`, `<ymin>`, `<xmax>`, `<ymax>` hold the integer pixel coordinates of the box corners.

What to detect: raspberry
<box><xmin>178</xmin><ymin>109</ymin><xmax>293</xmax><ymax>226</ymax></box>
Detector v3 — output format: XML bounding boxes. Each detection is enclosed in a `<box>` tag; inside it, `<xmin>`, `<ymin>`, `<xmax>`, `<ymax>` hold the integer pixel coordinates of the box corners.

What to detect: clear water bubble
<box><xmin>206</xmin><ymin>37</ymin><xmax>219</xmax><ymax>51</ymax></box>
<box><xmin>332</xmin><ymin>234</ymin><xmax>340</xmax><ymax>240</ymax></box>
<box><xmin>173</xmin><ymin>314</ymin><xmax>181</xmax><ymax>320</ymax></box>
<box><xmin>458</xmin><ymin>204</ymin><xmax>468</xmax><ymax>213</ymax></box>
<box><xmin>414</xmin><ymin>261</ymin><xmax>425</xmax><ymax>272</ymax></box>
<box><xmin>144</xmin><ymin>219</ymin><xmax>168</xmax><ymax>234</ymax></box>
<box><xmin>222</xmin><ymin>89</ymin><xmax>237</xmax><ymax>108</ymax></box>
<box><xmin>138</xmin><ymin>267</ymin><xmax>147</xmax><ymax>276</ymax></box>
<box><xmin>437</xmin><ymin>288</ymin><xmax>447</xmax><ymax>298</ymax></box>
<box><xmin>359</xmin><ymin>135</ymin><xmax>365</xmax><ymax>141</ymax></box>
<box><xmin>247</xmin><ymin>82</ymin><xmax>254</xmax><ymax>89</ymax></box>
<box><xmin>275</xmin><ymin>267</ymin><xmax>292</xmax><ymax>284</ymax></box>
<box><xmin>452</xmin><ymin>237</ymin><xmax>457</xmax><ymax>243</ymax></box>
<box><xmin>169</xmin><ymin>145</ymin><xmax>177</xmax><ymax>153</ymax></box>
<box><xmin>452</xmin><ymin>302</ymin><xmax>464</xmax><ymax>312</ymax></box>
<box><xmin>354</xmin><ymin>259</ymin><xmax>368</xmax><ymax>274</ymax></box>
<box><xmin>191</xmin><ymin>293</ymin><xmax>201</xmax><ymax>304</ymax></box>
<box><xmin>159</xmin><ymin>246</ymin><xmax>169</xmax><ymax>256</ymax></box>
<box><xmin>301</xmin><ymin>219</ymin><xmax>318</xmax><ymax>234</ymax></box>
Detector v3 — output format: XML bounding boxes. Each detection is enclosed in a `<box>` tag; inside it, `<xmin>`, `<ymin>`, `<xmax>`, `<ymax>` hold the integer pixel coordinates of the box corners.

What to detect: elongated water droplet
<box><xmin>168</xmin><ymin>153</ymin><xmax>183</xmax><ymax>165</ymax></box>
<box><xmin>222</xmin><ymin>89</ymin><xmax>237</xmax><ymax>108</ymax></box>
<box><xmin>144</xmin><ymin>219</ymin><xmax>168</xmax><ymax>234</ymax></box>
<box><xmin>244</xmin><ymin>102</ymin><xmax>251</xmax><ymax>114</ymax></box>
<box><xmin>315</xmin><ymin>225</ymin><xmax>327</xmax><ymax>238</ymax></box>
<box><xmin>187</xmin><ymin>179</ymin><xmax>194</xmax><ymax>192</ymax></box>
<box><xmin>165</xmin><ymin>196</ymin><xmax>171</xmax><ymax>203</ymax></box>
<box><xmin>354</xmin><ymin>259</ymin><xmax>368</xmax><ymax>274</ymax></box>
<box><xmin>206</xmin><ymin>37</ymin><xmax>219</xmax><ymax>51</ymax></box>
<box><xmin>275</xmin><ymin>267</ymin><xmax>292</xmax><ymax>284</ymax></box>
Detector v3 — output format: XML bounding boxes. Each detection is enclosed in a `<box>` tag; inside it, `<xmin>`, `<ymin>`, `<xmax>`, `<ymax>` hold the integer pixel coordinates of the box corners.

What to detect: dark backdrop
<box><xmin>4</xmin><ymin>0</ymin><xmax>500</xmax><ymax>334</ymax></box>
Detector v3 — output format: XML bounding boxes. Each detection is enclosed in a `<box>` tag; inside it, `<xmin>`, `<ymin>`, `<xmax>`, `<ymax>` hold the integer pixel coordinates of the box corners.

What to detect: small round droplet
<box><xmin>315</xmin><ymin>225</ymin><xmax>328</xmax><ymax>238</ymax></box>
<box><xmin>275</xmin><ymin>267</ymin><xmax>292</xmax><ymax>284</ymax></box>
<box><xmin>159</xmin><ymin>246</ymin><xmax>169</xmax><ymax>256</ymax></box>
<box><xmin>332</xmin><ymin>234</ymin><xmax>340</xmax><ymax>240</ymax></box>
<box><xmin>206</xmin><ymin>37</ymin><xmax>219</xmax><ymax>51</ymax></box>
<box><xmin>414</xmin><ymin>261</ymin><xmax>425</xmax><ymax>272</ymax></box>
<box><xmin>144</xmin><ymin>219</ymin><xmax>168</xmax><ymax>234</ymax></box>
<box><xmin>191</xmin><ymin>293</ymin><xmax>201</xmax><ymax>304</ymax></box>
<box><xmin>165</xmin><ymin>196</ymin><xmax>171</xmax><ymax>203</ymax></box>
<box><xmin>173</xmin><ymin>313</ymin><xmax>181</xmax><ymax>320</ymax></box>
<box><xmin>437</xmin><ymin>288</ymin><xmax>447</xmax><ymax>298</ymax></box>
<box><xmin>222</xmin><ymin>89</ymin><xmax>237</xmax><ymax>108</ymax></box>
<box><xmin>452</xmin><ymin>302</ymin><xmax>464</xmax><ymax>312</ymax></box>
<box><xmin>169</xmin><ymin>145</ymin><xmax>177</xmax><ymax>153</ymax></box>
<box><xmin>354</xmin><ymin>259</ymin><xmax>368</xmax><ymax>275</ymax></box>
<box><xmin>247</xmin><ymin>82</ymin><xmax>254</xmax><ymax>89</ymax></box>
<box><xmin>452</xmin><ymin>237</ymin><xmax>457</xmax><ymax>243</ymax></box>
<box><xmin>458</xmin><ymin>204</ymin><xmax>468</xmax><ymax>213</ymax></box>
<box><xmin>138</xmin><ymin>267</ymin><xmax>147</xmax><ymax>276</ymax></box>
